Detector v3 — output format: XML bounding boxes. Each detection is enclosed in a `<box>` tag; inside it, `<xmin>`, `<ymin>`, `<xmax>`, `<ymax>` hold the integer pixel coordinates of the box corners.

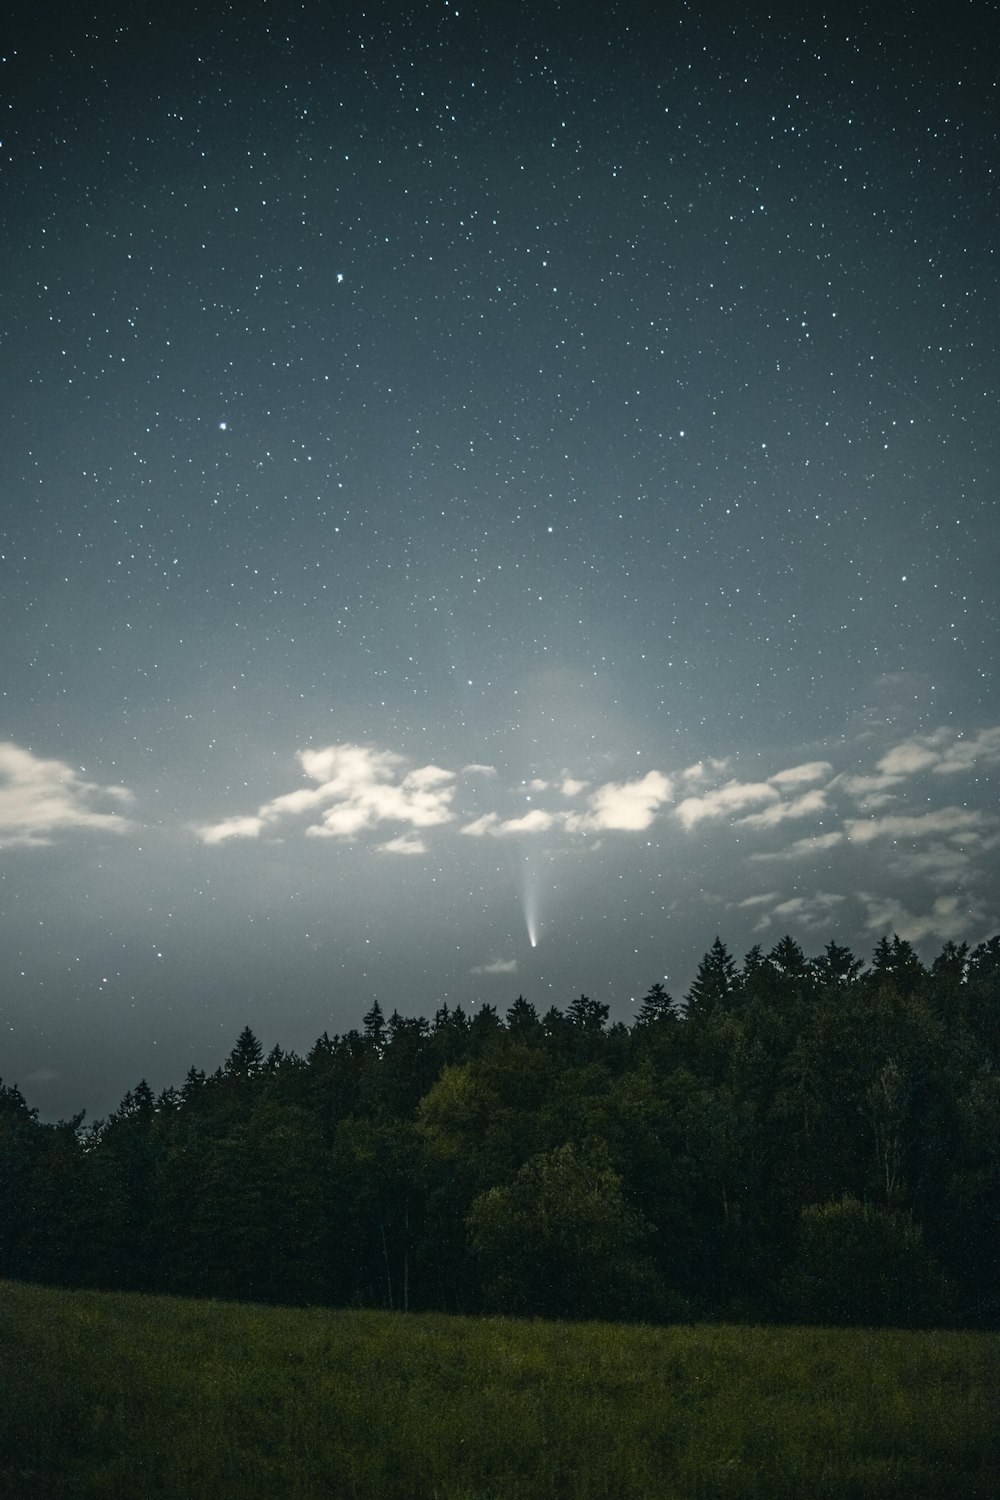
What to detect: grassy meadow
<box><xmin>1</xmin><ymin>1279</ymin><xmax>997</xmax><ymax>1499</ymax></box>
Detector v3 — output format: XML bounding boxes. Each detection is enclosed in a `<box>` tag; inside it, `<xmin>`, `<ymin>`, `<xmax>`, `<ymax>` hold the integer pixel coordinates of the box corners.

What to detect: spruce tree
<box><xmin>685</xmin><ymin>937</ymin><xmax>739</xmax><ymax>1019</ymax></box>
<box><xmin>225</xmin><ymin>1027</ymin><xmax>264</xmax><ymax>1078</ymax></box>
<box><xmin>636</xmin><ymin>981</ymin><xmax>675</xmax><ymax>1025</ymax></box>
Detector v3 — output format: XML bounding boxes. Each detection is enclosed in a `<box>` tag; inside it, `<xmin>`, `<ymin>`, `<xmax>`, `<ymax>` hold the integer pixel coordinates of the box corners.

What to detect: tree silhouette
<box><xmin>225</xmin><ymin>1027</ymin><xmax>264</xmax><ymax>1078</ymax></box>
<box><xmin>685</xmin><ymin>937</ymin><xmax>740</xmax><ymax>1019</ymax></box>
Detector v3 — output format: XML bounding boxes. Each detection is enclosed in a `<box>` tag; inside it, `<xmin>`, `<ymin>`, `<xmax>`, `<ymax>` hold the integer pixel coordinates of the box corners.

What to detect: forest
<box><xmin>2</xmin><ymin>932</ymin><xmax>998</xmax><ymax>1329</ymax></box>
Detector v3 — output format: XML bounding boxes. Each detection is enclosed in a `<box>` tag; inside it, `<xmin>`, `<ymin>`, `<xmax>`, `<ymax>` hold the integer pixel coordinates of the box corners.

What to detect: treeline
<box><xmin>1</xmin><ymin>933</ymin><xmax>998</xmax><ymax>1328</ymax></box>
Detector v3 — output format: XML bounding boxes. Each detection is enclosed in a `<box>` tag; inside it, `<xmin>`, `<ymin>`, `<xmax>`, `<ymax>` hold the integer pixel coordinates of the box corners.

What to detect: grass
<box><xmin>1</xmin><ymin>1279</ymin><xmax>997</xmax><ymax>1499</ymax></box>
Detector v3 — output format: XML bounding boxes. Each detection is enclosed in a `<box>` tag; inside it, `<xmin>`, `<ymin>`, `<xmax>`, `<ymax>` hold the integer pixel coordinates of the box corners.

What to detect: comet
<box><xmin>519</xmin><ymin>852</ymin><xmax>541</xmax><ymax>948</ymax></box>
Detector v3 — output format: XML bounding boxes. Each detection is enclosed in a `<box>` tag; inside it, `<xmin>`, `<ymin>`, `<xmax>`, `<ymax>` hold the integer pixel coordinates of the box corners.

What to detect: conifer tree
<box><xmin>225</xmin><ymin>1026</ymin><xmax>264</xmax><ymax>1078</ymax></box>
<box><xmin>636</xmin><ymin>981</ymin><xmax>675</xmax><ymax>1025</ymax></box>
<box><xmin>567</xmin><ymin>993</ymin><xmax>610</xmax><ymax>1030</ymax></box>
<box><xmin>363</xmin><ymin>999</ymin><xmax>386</xmax><ymax>1047</ymax></box>
<box><xmin>505</xmin><ymin>995</ymin><xmax>541</xmax><ymax>1041</ymax></box>
<box><xmin>685</xmin><ymin>937</ymin><xmax>739</xmax><ymax>1019</ymax></box>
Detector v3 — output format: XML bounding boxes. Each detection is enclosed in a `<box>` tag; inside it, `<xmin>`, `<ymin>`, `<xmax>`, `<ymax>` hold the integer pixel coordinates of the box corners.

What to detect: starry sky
<box><xmin>2</xmin><ymin>1</ymin><xmax>998</xmax><ymax>1120</ymax></box>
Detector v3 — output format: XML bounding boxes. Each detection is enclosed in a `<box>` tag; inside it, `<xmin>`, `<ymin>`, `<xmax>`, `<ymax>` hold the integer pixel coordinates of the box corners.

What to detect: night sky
<box><xmin>2</xmin><ymin>2</ymin><xmax>997</xmax><ymax>1121</ymax></box>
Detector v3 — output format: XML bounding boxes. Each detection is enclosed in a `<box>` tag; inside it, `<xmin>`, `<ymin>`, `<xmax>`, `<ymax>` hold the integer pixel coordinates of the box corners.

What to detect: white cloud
<box><xmin>749</xmin><ymin>831</ymin><xmax>844</xmax><ymax>862</ymax></box>
<box><xmin>675</xmin><ymin>780</ymin><xmax>779</xmax><ymax>830</ymax></box>
<box><xmin>737</xmin><ymin>788</ymin><xmax>827</xmax><ymax>829</ymax></box>
<box><xmin>0</xmin><ymin>742</ymin><xmax>135</xmax><ymax>849</ymax></box>
<box><xmin>375</xmin><ymin>833</ymin><xmax>428</xmax><ymax>855</ymax></box>
<box><xmin>306</xmin><ymin>802</ymin><xmax>377</xmax><ymax>839</ymax></box>
<box><xmin>462</xmin><ymin>770</ymin><xmax>671</xmax><ymax>837</ymax></box>
<box><xmin>874</xmin><ymin>726</ymin><xmax>1000</xmax><ymax>780</ymax></box>
<box><xmin>775</xmin><ymin>891</ymin><xmax>845</xmax><ymax>920</ymax></box>
<box><xmin>560</xmin><ymin>777</ymin><xmax>589</xmax><ymax>797</ymax></box>
<box><xmin>877</xmin><ymin>739</ymin><xmax>943</xmax><ymax>776</ymax></box>
<box><xmin>735</xmin><ymin>892</ymin><xmax>781</xmax><ymax>907</ymax></box>
<box><xmin>460</xmin><ymin>812</ymin><xmax>501</xmax><ymax>837</ymax></box>
<box><xmin>933</xmin><ymin>726</ymin><xmax>1000</xmax><ymax>774</ymax></box>
<box><xmin>528</xmin><ymin>778</ymin><xmax>550</xmax><ymax>792</ymax></box>
<box><xmin>471</xmin><ymin>957</ymin><xmax>518</xmax><ymax>974</ymax></box>
<box><xmin>752</xmin><ymin>890</ymin><xmax>845</xmax><ymax>932</ymax></box>
<box><xmin>859</xmin><ymin>892</ymin><xmax>988</xmax><ymax>944</ymax></box>
<box><xmin>885</xmin><ymin>844</ymin><xmax>973</xmax><ymax>886</ymax></box>
<box><xmin>768</xmin><ymin>761</ymin><xmax>833</xmax><ymax>788</ymax></box>
<box><xmin>404</xmin><ymin>764</ymin><xmax>455</xmax><ymax>792</ymax></box>
<box><xmin>845</xmin><ymin>807</ymin><xmax>987</xmax><ymax>845</ymax></box>
<box><xmin>830</xmin><ymin>772</ymin><xmax>901</xmax><ymax>812</ymax></box>
<box><xmin>199</xmin><ymin>814</ymin><xmax>267</xmax><ymax>845</ymax></box>
<box><xmin>265</xmin><ymin>786</ymin><xmax>331</xmax><ymax>819</ymax></box>
<box><xmin>199</xmin><ymin>743</ymin><xmax>456</xmax><ymax>845</ymax></box>
<box><xmin>462</xmin><ymin>763</ymin><xmax>498</xmax><ymax>778</ymax></box>
<box><xmin>298</xmin><ymin>743</ymin><xmax>398</xmax><ymax>786</ymax></box>
<box><xmin>566</xmin><ymin>771</ymin><xmax>673</xmax><ymax>832</ymax></box>
<box><xmin>460</xmin><ymin>807</ymin><xmax>564</xmax><ymax>837</ymax></box>
<box><xmin>834</xmin><ymin>773</ymin><xmax>903</xmax><ymax>803</ymax></box>
<box><xmin>682</xmin><ymin>758</ymin><xmax>728</xmax><ymax>784</ymax></box>
<box><xmin>494</xmin><ymin>808</ymin><xmax>558</xmax><ymax>835</ymax></box>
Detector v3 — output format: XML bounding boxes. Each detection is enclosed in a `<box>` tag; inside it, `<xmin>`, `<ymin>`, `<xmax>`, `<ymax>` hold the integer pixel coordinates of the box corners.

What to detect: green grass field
<box><xmin>1</xmin><ymin>1279</ymin><xmax>997</xmax><ymax>1499</ymax></box>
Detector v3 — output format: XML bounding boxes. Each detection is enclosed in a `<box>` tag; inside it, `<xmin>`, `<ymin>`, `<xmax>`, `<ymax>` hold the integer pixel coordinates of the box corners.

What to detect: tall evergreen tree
<box><xmin>685</xmin><ymin>938</ymin><xmax>740</xmax><ymax>1019</ymax></box>
<box><xmin>225</xmin><ymin>1027</ymin><xmax>264</xmax><ymax>1078</ymax></box>
<box><xmin>870</xmin><ymin>934</ymin><xmax>925</xmax><ymax>995</ymax></box>
<box><xmin>505</xmin><ymin>995</ymin><xmax>541</xmax><ymax>1042</ymax></box>
<box><xmin>811</xmin><ymin>940</ymin><xmax>864</xmax><ymax>987</ymax></box>
<box><xmin>635</xmin><ymin>981</ymin><xmax>675</xmax><ymax>1025</ymax></box>
<box><xmin>567</xmin><ymin>994</ymin><xmax>610</xmax><ymax>1030</ymax></box>
<box><xmin>363</xmin><ymin>999</ymin><xmax>386</xmax><ymax>1047</ymax></box>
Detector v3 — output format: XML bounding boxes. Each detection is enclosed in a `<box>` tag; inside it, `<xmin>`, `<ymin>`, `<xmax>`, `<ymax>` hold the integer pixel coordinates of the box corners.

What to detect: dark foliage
<box><xmin>1</xmin><ymin>931</ymin><xmax>997</xmax><ymax>1327</ymax></box>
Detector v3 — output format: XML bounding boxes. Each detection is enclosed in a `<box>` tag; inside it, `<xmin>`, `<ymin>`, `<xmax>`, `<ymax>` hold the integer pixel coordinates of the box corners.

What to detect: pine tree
<box><xmin>685</xmin><ymin>937</ymin><xmax>739</xmax><ymax>1019</ymax></box>
<box><xmin>225</xmin><ymin>1027</ymin><xmax>264</xmax><ymax>1078</ymax></box>
<box><xmin>811</xmin><ymin>940</ymin><xmax>864</xmax><ymax>986</ymax></box>
<box><xmin>567</xmin><ymin>993</ymin><xmax>610</xmax><ymax>1030</ymax></box>
<box><xmin>768</xmin><ymin>935</ymin><xmax>808</xmax><ymax>978</ymax></box>
<box><xmin>506</xmin><ymin>995</ymin><xmax>541</xmax><ymax>1041</ymax></box>
<box><xmin>870</xmin><ymin>935</ymin><xmax>925</xmax><ymax>995</ymax></box>
<box><xmin>636</xmin><ymin>981</ymin><xmax>675</xmax><ymax>1025</ymax></box>
<box><xmin>362</xmin><ymin>1000</ymin><xmax>386</xmax><ymax>1046</ymax></box>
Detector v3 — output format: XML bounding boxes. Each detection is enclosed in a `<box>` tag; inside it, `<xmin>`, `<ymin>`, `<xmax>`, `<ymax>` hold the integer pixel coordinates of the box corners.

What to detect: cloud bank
<box><xmin>198</xmin><ymin>745</ymin><xmax>456</xmax><ymax>846</ymax></box>
<box><xmin>0</xmin><ymin>742</ymin><xmax>134</xmax><ymax>849</ymax></box>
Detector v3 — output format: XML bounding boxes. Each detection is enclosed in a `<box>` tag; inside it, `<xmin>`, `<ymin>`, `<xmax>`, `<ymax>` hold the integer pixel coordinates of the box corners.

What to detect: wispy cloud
<box><xmin>682</xmin><ymin>758</ymin><xmax>729</xmax><ymax>785</ymax></box>
<box><xmin>193</xmin><ymin>729</ymin><xmax>1000</xmax><ymax>921</ymax></box>
<box><xmin>0</xmin><ymin>742</ymin><xmax>134</xmax><ymax>849</ymax></box>
<box><xmin>200</xmin><ymin>814</ymin><xmax>268</xmax><ymax>846</ymax></box>
<box><xmin>844</xmin><ymin>807</ymin><xmax>987</xmax><ymax>844</ymax></box>
<box><xmin>198</xmin><ymin>744</ymin><xmax>456</xmax><ymax>845</ymax></box>
<box><xmin>471</xmin><ymin>957</ymin><xmax>518</xmax><ymax>974</ymax></box>
<box><xmin>768</xmin><ymin>761</ymin><xmax>833</xmax><ymax>788</ymax></box>
<box><xmin>462</xmin><ymin>771</ymin><xmax>673</xmax><ymax>837</ymax></box>
<box><xmin>375</xmin><ymin>833</ymin><xmax>428</xmax><ymax>855</ymax></box>
<box><xmin>877</xmin><ymin>739</ymin><xmax>945</xmax><ymax>776</ymax></box>
<box><xmin>932</xmin><ymin>726</ymin><xmax>1000</xmax><ymax>774</ymax></box>
<box><xmin>885</xmin><ymin>844</ymin><xmax>973</xmax><ymax>886</ymax></box>
<box><xmin>752</xmin><ymin>890</ymin><xmax>845</xmax><ymax>933</ymax></box>
<box><xmin>458</xmin><ymin>808</ymin><xmax>557</xmax><ymax>838</ymax></box>
<box><xmin>737</xmin><ymin>788</ymin><xmax>828</xmax><ymax>829</ymax></box>
<box><xmin>832</xmin><ymin>772</ymin><xmax>903</xmax><ymax>809</ymax></box>
<box><xmin>675</xmin><ymin>780</ymin><xmax>778</xmax><ymax>830</ymax></box>
<box><xmin>749</xmin><ymin>832</ymin><xmax>844</xmax><ymax>862</ymax></box>
<box><xmin>876</xmin><ymin>726</ymin><xmax>1000</xmax><ymax>778</ymax></box>
<box><xmin>858</xmin><ymin>891</ymin><xmax>989</xmax><ymax>944</ymax></box>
